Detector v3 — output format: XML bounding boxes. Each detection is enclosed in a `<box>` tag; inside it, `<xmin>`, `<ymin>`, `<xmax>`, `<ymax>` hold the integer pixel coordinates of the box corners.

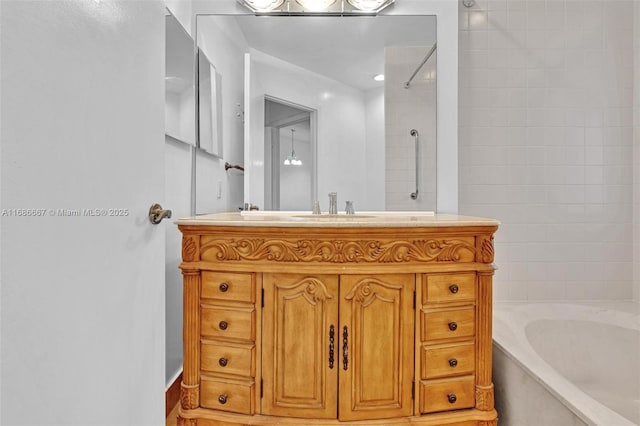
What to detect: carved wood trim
<box><xmin>182</xmin><ymin>235</ymin><xmax>200</xmax><ymax>262</ymax></box>
<box><xmin>176</xmin><ymin>415</ymin><xmax>197</xmax><ymax>426</ymax></box>
<box><xmin>475</xmin><ymin>385</ymin><xmax>495</xmax><ymax>411</ymax></box>
<box><xmin>180</xmin><ymin>383</ymin><xmax>199</xmax><ymax>410</ymax></box>
<box><xmin>344</xmin><ymin>277</ymin><xmax>401</xmax><ymax>306</ymax></box>
<box><xmin>477</xmin><ymin>235</ymin><xmax>494</xmax><ymax>264</ymax></box>
<box><xmin>274</xmin><ymin>277</ymin><xmax>333</xmax><ymax>305</ymax></box>
<box><xmin>200</xmin><ymin>238</ymin><xmax>476</xmax><ymax>264</ymax></box>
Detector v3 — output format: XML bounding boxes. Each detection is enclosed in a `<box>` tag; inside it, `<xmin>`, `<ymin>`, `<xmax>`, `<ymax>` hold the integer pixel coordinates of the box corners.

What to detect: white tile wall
<box><xmin>459</xmin><ymin>0</ymin><xmax>636</xmax><ymax>301</ymax></box>
<box><xmin>385</xmin><ymin>47</ymin><xmax>438</xmax><ymax>211</ymax></box>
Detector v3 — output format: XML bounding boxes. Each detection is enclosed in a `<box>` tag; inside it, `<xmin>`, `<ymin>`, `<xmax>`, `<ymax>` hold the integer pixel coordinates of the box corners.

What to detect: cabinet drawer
<box><xmin>202</xmin><ymin>272</ymin><xmax>255</xmax><ymax>303</ymax></box>
<box><xmin>420</xmin><ymin>376</ymin><xmax>475</xmax><ymax>414</ymax></box>
<box><xmin>201</xmin><ymin>377</ymin><xmax>255</xmax><ymax>415</ymax></box>
<box><xmin>201</xmin><ymin>306</ymin><xmax>255</xmax><ymax>341</ymax></box>
<box><xmin>421</xmin><ymin>307</ymin><xmax>475</xmax><ymax>341</ymax></box>
<box><xmin>423</xmin><ymin>273</ymin><xmax>476</xmax><ymax>304</ymax></box>
<box><xmin>421</xmin><ymin>342</ymin><xmax>475</xmax><ymax>379</ymax></box>
<box><xmin>201</xmin><ymin>341</ymin><xmax>255</xmax><ymax>377</ymax></box>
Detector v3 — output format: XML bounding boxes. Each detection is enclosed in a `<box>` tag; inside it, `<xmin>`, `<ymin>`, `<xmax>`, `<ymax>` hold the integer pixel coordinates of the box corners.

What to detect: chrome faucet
<box><xmin>345</xmin><ymin>201</ymin><xmax>354</xmax><ymax>215</ymax></box>
<box><xmin>328</xmin><ymin>192</ymin><xmax>337</xmax><ymax>215</ymax></box>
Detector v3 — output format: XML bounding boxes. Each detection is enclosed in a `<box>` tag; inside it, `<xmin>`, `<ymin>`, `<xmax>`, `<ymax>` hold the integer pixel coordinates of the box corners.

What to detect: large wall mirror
<box><xmin>165</xmin><ymin>9</ymin><xmax>195</xmax><ymax>145</ymax></box>
<box><xmin>197</xmin><ymin>13</ymin><xmax>437</xmax><ymax>212</ymax></box>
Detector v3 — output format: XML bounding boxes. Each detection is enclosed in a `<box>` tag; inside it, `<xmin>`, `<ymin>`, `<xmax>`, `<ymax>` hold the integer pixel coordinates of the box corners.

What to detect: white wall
<box><xmin>364</xmin><ymin>87</ymin><xmax>386</xmax><ymax>211</ymax></box>
<box><xmin>459</xmin><ymin>0</ymin><xmax>636</xmax><ymax>301</ymax></box>
<box><xmin>197</xmin><ymin>15</ymin><xmax>248</xmax><ymax>214</ymax></box>
<box><xmin>1</xmin><ymin>1</ymin><xmax>165</xmax><ymax>424</ymax></box>
<box><xmin>250</xmin><ymin>50</ymin><xmax>369</xmax><ymax>210</ymax></box>
<box><xmin>279</xmin><ymin>124</ymin><xmax>312</xmax><ymax>211</ymax></box>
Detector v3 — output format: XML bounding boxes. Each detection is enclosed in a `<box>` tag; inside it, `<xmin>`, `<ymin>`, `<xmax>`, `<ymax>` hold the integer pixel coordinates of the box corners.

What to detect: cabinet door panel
<box><xmin>262</xmin><ymin>274</ymin><xmax>338</xmax><ymax>419</ymax></box>
<box><xmin>339</xmin><ymin>274</ymin><xmax>415</xmax><ymax>421</ymax></box>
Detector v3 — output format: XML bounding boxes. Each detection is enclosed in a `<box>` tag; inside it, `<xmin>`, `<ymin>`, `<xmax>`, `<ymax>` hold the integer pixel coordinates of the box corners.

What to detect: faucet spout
<box><xmin>328</xmin><ymin>192</ymin><xmax>337</xmax><ymax>215</ymax></box>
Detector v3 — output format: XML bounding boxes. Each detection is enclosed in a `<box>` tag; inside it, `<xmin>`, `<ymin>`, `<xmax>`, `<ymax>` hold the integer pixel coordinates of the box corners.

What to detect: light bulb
<box><xmin>296</xmin><ymin>0</ymin><xmax>336</xmax><ymax>12</ymax></box>
<box><xmin>244</xmin><ymin>0</ymin><xmax>285</xmax><ymax>12</ymax></box>
<box><xmin>373</xmin><ymin>74</ymin><xmax>385</xmax><ymax>82</ymax></box>
<box><xmin>346</xmin><ymin>0</ymin><xmax>388</xmax><ymax>12</ymax></box>
<box><xmin>284</xmin><ymin>157</ymin><xmax>291</xmax><ymax>166</ymax></box>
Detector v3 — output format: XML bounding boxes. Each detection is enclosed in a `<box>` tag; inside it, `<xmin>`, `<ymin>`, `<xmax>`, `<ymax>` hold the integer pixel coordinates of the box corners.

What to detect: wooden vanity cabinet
<box><xmin>177</xmin><ymin>216</ymin><xmax>498</xmax><ymax>426</ymax></box>
<box><xmin>260</xmin><ymin>273</ymin><xmax>415</xmax><ymax>421</ymax></box>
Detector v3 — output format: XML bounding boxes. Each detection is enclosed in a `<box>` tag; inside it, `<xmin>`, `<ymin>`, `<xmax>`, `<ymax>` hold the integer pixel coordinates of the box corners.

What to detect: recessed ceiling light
<box><xmin>373</xmin><ymin>74</ymin><xmax>385</xmax><ymax>82</ymax></box>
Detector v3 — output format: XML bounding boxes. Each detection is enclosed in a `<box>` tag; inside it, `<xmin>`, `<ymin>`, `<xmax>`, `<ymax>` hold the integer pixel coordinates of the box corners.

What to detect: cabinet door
<box><xmin>339</xmin><ymin>274</ymin><xmax>415</xmax><ymax>421</ymax></box>
<box><xmin>262</xmin><ymin>274</ymin><xmax>338</xmax><ymax>418</ymax></box>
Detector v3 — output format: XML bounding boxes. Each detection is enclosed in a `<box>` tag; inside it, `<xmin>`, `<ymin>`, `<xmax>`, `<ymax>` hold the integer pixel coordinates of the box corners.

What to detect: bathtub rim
<box><xmin>492</xmin><ymin>301</ymin><xmax>639</xmax><ymax>426</ymax></box>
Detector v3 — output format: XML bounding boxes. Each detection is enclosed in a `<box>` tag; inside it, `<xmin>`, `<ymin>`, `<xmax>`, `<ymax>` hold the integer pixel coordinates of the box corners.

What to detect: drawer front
<box><xmin>201</xmin><ymin>272</ymin><xmax>254</xmax><ymax>303</ymax></box>
<box><xmin>423</xmin><ymin>273</ymin><xmax>476</xmax><ymax>304</ymax></box>
<box><xmin>201</xmin><ymin>306</ymin><xmax>255</xmax><ymax>341</ymax></box>
<box><xmin>201</xmin><ymin>341</ymin><xmax>255</xmax><ymax>377</ymax></box>
<box><xmin>422</xmin><ymin>307</ymin><xmax>475</xmax><ymax>341</ymax></box>
<box><xmin>201</xmin><ymin>378</ymin><xmax>254</xmax><ymax>415</ymax></box>
<box><xmin>421</xmin><ymin>342</ymin><xmax>475</xmax><ymax>379</ymax></box>
<box><xmin>420</xmin><ymin>376</ymin><xmax>475</xmax><ymax>414</ymax></box>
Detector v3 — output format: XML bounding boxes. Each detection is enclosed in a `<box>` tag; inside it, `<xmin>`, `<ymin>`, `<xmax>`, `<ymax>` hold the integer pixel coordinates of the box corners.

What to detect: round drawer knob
<box><xmin>219</xmin><ymin>321</ymin><xmax>228</xmax><ymax>330</ymax></box>
<box><xmin>218</xmin><ymin>394</ymin><xmax>228</xmax><ymax>405</ymax></box>
<box><xmin>219</xmin><ymin>357</ymin><xmax>228</xmax><ymax>367</ymax></box>
<box><xmin>447</xmin><ymin>393</ymin><xmax>457</xmax><ymax>404</ymax></box>
<box><xmin>449</xmin><ymin>284</ymin><xmax>459</xmax><ymax>294</ymax></box>
<box><xmin>448</xmin><ymin>321</ymin><xmax>458</xmax><ymax>331</ymax></box>
<box><xmin>219</xmin><ymin>282</ymin><xmax>229</xmax><ymax>292</ymax></box>
<box><xmin>448</xmin><ymin>358</ymin><xmax>458</xmax><ymax>368</ymax></box>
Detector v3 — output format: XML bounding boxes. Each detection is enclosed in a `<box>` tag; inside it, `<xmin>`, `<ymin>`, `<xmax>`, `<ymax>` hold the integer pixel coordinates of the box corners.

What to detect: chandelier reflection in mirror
<box><xmin>238</xmin><ymin>0</ymin><xmax>394</xmax><ymax>14</ymax></box>
<box><xmin>283</xmin><ymin>129</ymin><xmax>302</xmax><ymax>166</ymax></box>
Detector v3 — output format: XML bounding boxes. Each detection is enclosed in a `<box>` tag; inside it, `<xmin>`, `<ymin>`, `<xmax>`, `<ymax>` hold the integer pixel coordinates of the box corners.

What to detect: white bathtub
<box><xmin>492</xmin><ymin>302</ymin><xmax>640</xmax><ymax>426</ymax></box>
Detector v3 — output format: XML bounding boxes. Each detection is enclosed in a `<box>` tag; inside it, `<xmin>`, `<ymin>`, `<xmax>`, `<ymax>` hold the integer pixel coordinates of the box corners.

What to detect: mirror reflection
<box><xmin>165</xmin><ymin>10</ymin><xmax>195</xmax><ymax>144</ymax></box>
<box><xmin>198</xmin><ymin>49</ymin><xmax>223</xmax><ymax>156</ymax></box>
<box><xmin>197</xmin><ymin>14</ymin><xmax>437</xmax><ymax>212</ymax></box>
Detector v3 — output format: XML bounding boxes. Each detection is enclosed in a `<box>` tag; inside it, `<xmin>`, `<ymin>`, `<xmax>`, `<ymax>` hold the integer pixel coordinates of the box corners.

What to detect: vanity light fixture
<box><xmin>296</xmin><ymin>0</ymin><xmax>336</xmax><ymax>12</ymax></box>
<box><xmin>284</xmin><ymin>128</ymin><xmax>303</xmax><ymax>166</ymax></box>
<box><xmin>346</xmin><ymin>0</ymin><xmax>388</xmax><ymax>12</ymax></box>
<box><xmin>242</xmin><ymin>0</ymin><xmax>286</xmax><ymax>12</ymax></box>
<box><xmin>237</xmin><ymin>0</ymin><xmax>394</xmax><ymax>14</ymax></box>
<box><xmin>373</xmin><ymin>74</ymin><xmax>385</xmax><ymax>82</ymax></box>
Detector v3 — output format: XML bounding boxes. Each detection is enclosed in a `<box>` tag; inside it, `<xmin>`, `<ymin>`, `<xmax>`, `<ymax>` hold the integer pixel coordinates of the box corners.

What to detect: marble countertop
<box><xmin>175</xmin><ymin>211</ymin><xmax>499</xmax><ymax>228</ymax></box>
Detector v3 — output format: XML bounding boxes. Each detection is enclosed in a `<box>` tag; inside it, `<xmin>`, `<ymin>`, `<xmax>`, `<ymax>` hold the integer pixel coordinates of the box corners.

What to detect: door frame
<box><xmin>264</xmin><ymin>95</ymin><xmax>317</xmax><ymax>211</ymax></box>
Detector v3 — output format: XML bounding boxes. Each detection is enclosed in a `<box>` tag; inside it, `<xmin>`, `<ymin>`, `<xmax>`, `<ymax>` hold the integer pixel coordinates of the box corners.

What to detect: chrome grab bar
<box><xmin>410</xmin><ymin>129</ymin><xmax>419</xmax><ymax>200</ymax></box>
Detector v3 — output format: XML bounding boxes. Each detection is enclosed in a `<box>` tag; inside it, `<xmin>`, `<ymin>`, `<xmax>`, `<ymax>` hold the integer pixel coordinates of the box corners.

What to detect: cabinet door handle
<box><xmin>329</xmin><ymin>325</ymin><xmax>335</xmax><ymax>369</ymax></box>
<box><xmin>219</xmin><ymin>320</ymin><xmax>228</xmax><ymax>330</ymax></box>
<box><xmin>447</xmin><ymin>393</ymin><xmax>457</xmax><ymax>404</ymax></box>
<box><xmin>448</xmin><ymin>321</ymin><xmax>458</xmax><ymax>331</ymax></box>
<box><xmin>219</xmin><ymin>282</ymin><xmax>229</xmax><ymax>292</ymax></box>
<box><xmin>343</xmin><ymin>326</ymin><xmax>349</xmax><ymax>370</ymax></box>
<box><xmin>218</xmin><ymin>394</ymin><xmax>228</xmax><ymax>404</ymax></box>
<box><xmin>448</xmin><ymin>358</ymin><xmax>458</xmax><ymax>368</ymax></box>
<box><xmin>219</xmin><ymin>357</ymin><xmax>228</xmax><ymax>367</ymax></box>
<box><xmin>449</xmin><ymin>284</ymin><xmax>459</xmax><ymax>294</ymax></box>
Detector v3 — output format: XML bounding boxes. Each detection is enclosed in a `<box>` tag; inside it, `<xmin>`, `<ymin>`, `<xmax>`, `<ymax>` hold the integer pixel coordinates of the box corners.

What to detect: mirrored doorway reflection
<box><xmin>264</xmin><ymin>97</ymin><xmax>316</xmax><ymax>211</ymax></box>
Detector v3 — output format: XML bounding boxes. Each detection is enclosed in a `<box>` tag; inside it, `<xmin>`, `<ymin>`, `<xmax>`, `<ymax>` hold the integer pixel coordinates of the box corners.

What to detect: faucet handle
<box><xmin>345</xmin><ymin>201</ymin><xmax>355</xmax><ymax>215</ymax></box>
<box><xmin>312</xmin><ymin>201</ymin><xmax>321</xmax><ymax>215</ymax></box>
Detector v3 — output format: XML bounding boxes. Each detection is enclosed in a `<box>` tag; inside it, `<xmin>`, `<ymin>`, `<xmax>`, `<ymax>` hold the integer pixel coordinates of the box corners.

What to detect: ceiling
<box><xmin>232</xmin><ymin>15</ymin><xmax>437</xmax><ymax>91</ymax></box>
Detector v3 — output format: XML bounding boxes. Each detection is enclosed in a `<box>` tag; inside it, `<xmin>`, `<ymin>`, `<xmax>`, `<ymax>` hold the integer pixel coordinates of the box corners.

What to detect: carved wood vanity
<box><xmin>177</xmin><ymin>212</ymin><xmax>499</xmax><ymax>425</ymax></box>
